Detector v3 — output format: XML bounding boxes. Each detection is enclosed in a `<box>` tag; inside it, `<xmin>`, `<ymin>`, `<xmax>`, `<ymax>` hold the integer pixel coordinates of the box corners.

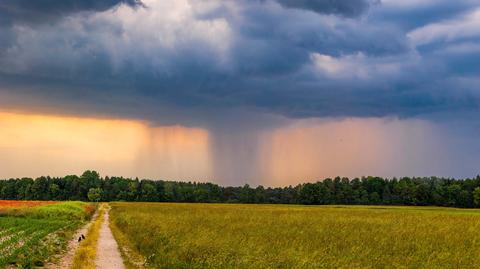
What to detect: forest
<box><xmin>1</xmin><ymin>171</ymin><xmax>480</xmax><ymax>208</ymax></box>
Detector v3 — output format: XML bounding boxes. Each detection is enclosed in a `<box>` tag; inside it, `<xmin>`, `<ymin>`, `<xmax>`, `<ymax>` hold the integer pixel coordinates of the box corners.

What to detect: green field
<box><xmin>0</xmin><ymin>201</ymin><xmax>94</xmax><ymax>267</ymax></box>
<box><xmin>110</xmin><ymin>203</ymin><xmax>480</xmax><ymax>269</ymax></box>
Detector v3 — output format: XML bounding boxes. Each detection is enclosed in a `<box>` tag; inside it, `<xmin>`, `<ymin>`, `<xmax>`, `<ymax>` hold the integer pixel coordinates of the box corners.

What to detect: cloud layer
<box><xmin>0</xmin><ymin>0</ymin><xmax>479</xmax><ymax>126</ymax></box>
<box><xmin>0</xmin><ymin>0</ymin><xmax>142</xmax><ymax>25</ymax></box>
<box><xmin>274</xmin><ymin>0</ymin><xmax>377</xmax><ymax>17</ymax></box>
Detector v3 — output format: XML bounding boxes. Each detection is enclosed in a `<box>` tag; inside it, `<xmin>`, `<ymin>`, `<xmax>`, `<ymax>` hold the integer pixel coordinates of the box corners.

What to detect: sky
<box><xmin>0</xmin><ymin>0</ymin><xmax>479</xmax><ymax>186</ymax></box>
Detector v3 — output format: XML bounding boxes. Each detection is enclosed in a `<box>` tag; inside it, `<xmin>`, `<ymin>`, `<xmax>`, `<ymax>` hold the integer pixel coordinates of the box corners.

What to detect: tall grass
<box><xmin>110</xmin><ymin>216</ymin><xmax>146</xmax><ymax>269</ymax></box>
<box><xmin>72</xmin><ymin>204</ymin><xmax>106</xmax><ymax>269</ymax></box>
<box><xmin>110</xmin><ymin>203</ymin><xmax>480</xmax><ymax>269</ymax></box>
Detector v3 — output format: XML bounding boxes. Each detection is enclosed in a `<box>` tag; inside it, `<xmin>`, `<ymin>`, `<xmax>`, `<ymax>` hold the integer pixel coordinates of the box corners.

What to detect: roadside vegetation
<box><xmin>0</xmin><ymin>201</ymin><xmax>94</xmax><ymax>268</ymax></box>
<box><xmin>111</xmin><ymin>203</ymin><xmax>480</xmax><ymax>269</ymax></box>
<box><xmin>110</xmin><ymin>216</ymin><xmax>146</xmax><ymax>269</ymax></box>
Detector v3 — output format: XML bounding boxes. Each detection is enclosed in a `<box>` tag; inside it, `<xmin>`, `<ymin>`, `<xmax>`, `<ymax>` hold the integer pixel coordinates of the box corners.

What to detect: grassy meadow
<box><xmin>0</xmin><ymin>201</ymin><xmax>94</xmax><ymax>267</ymax></box>
<box><xmin>110</xmin><ymin>203</ymin><xmax>480</xmax><ymax>269</ymax></box>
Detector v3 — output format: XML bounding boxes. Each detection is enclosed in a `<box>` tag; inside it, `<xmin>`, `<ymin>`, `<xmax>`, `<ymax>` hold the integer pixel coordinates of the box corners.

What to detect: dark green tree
<box><xmin>87</xmin><ymin>188</ymin><xmax>102</xmax><ymax>202</ymax></box>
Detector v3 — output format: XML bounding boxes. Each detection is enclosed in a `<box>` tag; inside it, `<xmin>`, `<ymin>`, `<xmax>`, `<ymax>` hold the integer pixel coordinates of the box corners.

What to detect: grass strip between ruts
<box><xmin>72</xmin><ymin>203</ymin><xmax>105</xmax><ymax>269</ymax></box>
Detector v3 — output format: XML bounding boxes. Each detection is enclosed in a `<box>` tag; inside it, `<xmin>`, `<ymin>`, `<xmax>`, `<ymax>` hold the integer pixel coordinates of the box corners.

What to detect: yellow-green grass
<box><xmin>110</xmin><ymin>203</ymin><xmax>480</xmax><ymax>269</ymax></box>
<box><xmin>72</xmin><ymin>204</ymin><xmax>106</xmax><ymax>269</ymax></box>
<box><xmin>110</xmin><ymin>214</ymin><xmax>146</xmax><ymax>269</ymax></box>
<box><xmin>0</xmin><ymin>201</ymin><xmax>94</xmax><ymax>267</ymax></box>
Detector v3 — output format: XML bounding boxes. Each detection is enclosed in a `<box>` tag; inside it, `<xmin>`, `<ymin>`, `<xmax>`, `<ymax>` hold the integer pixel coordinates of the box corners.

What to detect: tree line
<box><xmin>2</xmin><ymin>171</ymin><xmax>480</xmax><ymax>208</ymax></box>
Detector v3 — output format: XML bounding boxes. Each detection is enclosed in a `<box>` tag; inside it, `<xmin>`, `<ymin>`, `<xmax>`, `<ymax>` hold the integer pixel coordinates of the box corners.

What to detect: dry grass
<box><xmin>72</xmin><ymin>204</ymin><xmax>105</xmax><ymax>269</ymax></box>
<box><xmin>110</xmin><ymin>203</ymin><xmax>480</xmax><ymax>269</ymax></box>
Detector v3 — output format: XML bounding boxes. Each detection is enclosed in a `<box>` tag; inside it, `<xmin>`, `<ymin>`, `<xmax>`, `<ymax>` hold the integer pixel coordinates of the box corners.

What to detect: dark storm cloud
<box><xmin>274</xmin><ymin>0</ymin><xmax>377</xmax><ymax>17</ymax></box>
<box><xmin>369</xmin><ymin>0</ymin><xmax>479</xmax><ymax>30</ymax></box>
<box><xmin>0</xmin><ymin>0</ymin><xmax>142</xmax><ymax>25</ymax></box>
<box><xmin>0</xmin><ymin>0</ymin><xmax>479</xmax><ymax>126</ymax></box>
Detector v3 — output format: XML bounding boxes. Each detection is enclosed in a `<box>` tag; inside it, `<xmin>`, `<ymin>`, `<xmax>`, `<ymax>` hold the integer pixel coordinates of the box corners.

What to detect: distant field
<box><xmin>110</xmin><ymin>203</ymin><xmax>480</xmax><ymax>269</ymax></box>
<box><xmin>0</xmin><ymin>201</ymin><xmax>94</xmax><ymax>267</ymax></box>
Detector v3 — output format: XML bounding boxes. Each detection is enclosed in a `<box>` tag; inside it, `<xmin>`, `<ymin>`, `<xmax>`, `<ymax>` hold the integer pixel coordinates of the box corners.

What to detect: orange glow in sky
<box><xmin>257</xmin><ymin>118</ymin><xmax>440</xmax><ymax>186</ymax></box>
<box><xmin>0</xmin><ymin>111</ymin><xmax>456</xmax><ymax>186</ymax></box>
<box><xmin>0</xmin><ymin>111</ymin><xmax>212</xmax><ymax>180</ymax></box>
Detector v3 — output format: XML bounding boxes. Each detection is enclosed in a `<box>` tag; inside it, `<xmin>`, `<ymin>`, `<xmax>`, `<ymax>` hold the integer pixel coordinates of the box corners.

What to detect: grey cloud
<box><xmin>0</xmin><ymin>0</ymin><xmax>478</xmax><ymax>128</ymax></box>
<box><xmin>0</xmin><ymin>0</ymin><xmax>142</xmax><ymax>25</ymax></box>
<box><xmin>274</xmin><ymin>0</ymin><xmax>377</xmax><ymax>17</ymax></box>
<box><xmin>369</xmin><ymin>0</ymin><xmax>479</xmax><ymax>31</ymax></box>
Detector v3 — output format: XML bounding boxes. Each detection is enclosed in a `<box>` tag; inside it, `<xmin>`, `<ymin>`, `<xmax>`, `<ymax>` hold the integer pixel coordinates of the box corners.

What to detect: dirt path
<box><xmin>95</xmin><ymin>208</ymin><xmax>125</xmax><ymax>269</ymax></box>
<box><xmin>45</xmin><ymin>212</ymin><xmax>98</xmax><ymax>269</ymax></box>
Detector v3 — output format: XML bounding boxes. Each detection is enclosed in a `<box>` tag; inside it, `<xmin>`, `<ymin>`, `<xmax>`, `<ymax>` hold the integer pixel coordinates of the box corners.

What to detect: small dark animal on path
<box><xmin>78</xmin><ymin>237</ymin><xmax>82</xmax><ymax>243</ymax></box>
<box><xmin>81</xmin><ymin>234</ymin><xmax>85</xmax><ymax>240</ymax></box>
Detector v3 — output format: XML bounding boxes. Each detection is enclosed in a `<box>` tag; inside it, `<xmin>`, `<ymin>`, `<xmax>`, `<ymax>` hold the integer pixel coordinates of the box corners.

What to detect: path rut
<box><xmin>95</xmin><ymin>208</ymin><xmax>125</xmax><ymax>269</ymax></box>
